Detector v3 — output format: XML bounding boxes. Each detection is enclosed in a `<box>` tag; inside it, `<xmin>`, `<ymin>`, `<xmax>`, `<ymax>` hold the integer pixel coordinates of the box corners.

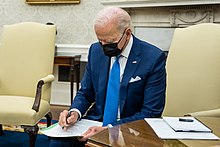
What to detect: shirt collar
<box><xmin>121</xmin><ymin>35</ymin><xmax>133</xmax><ymax>58</ymax></box>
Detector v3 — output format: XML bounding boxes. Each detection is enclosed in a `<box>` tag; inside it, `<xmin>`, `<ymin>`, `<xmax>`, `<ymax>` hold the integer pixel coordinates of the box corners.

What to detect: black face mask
<box><xmin>101</xmin><ymin>42</ymin><xmax>122</xmax><ymax>57</ymax></box>
<box><xmin>100</xmin><ymin>30</ymin><xmax>126</xmax><ymax>57</ymax></box>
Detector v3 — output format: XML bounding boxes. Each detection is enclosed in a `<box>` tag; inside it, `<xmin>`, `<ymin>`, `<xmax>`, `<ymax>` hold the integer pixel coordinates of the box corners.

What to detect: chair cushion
<box><xmin>0</xmin><ymin>96</ymin><xmax>50</xmax><ymax>126</ymax></box>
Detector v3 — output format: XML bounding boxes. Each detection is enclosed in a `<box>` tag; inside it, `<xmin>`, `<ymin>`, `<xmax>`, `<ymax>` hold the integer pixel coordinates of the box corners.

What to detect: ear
<box><xmin>125</xmin><ymin>28</ymin><xmax>132</xmax><ymax>41</ymax></box>
<box><xmin>126</xmin><ymin>28</ymin><xmax>132</xmax><ymax>36</ymax></box>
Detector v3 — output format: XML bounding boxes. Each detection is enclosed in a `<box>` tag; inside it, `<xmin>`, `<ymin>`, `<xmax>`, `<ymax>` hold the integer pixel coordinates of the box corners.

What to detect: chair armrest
<box><xmin>187</xmin><ymin>109</ymin><xmax>220</xmax><ymax>117</ymax></box>
<box><xmin>39</xmin><ymin>74</ymin><xmax>55</xmax><ymax>84</ymax></box>
<box><xmin>32</xmin><ymin>74</ymin><xmax>55</xmax><ymax>112</ymax></box>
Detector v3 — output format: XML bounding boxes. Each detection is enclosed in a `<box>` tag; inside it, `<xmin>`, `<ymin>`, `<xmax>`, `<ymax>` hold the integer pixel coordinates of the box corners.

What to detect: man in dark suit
<box><xmin>50</xmin><ymin>6</ymin><xmax>166</xmax><ymax>147</ymax></box>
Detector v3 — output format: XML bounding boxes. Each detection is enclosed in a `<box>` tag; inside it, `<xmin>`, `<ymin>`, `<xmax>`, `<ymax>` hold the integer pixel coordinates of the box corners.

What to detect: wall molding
<box><xmin>170</xmin><ymin>7</ymin><xmax>214</xmax><ymax>27</ymax></box>
<box><xmin>101</xmin><ymin>0</ymin><xmax>220</xmax><ymax>8</ymax></box>
<box><xmin>56</xmin><ymin>44</ymin><xmax>89</xmax><ymax>62</ymax></box>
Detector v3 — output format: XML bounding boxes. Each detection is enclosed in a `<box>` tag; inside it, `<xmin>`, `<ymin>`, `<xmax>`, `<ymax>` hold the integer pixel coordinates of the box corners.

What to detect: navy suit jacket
<box><xmin>70</xmin><ymin>35</ymin><xmax>166</xmax><ymax>126</ymax></box>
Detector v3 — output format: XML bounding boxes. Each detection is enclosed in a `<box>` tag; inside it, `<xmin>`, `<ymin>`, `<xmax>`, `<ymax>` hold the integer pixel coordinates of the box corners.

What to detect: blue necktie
<box><xmin>103</xmin><ymin>57</ymin><xmax>120</xmax><ymax>126</ymax></box>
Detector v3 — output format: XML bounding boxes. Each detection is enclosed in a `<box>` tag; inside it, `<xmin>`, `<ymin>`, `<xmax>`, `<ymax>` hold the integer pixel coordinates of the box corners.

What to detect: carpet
<box><xmin>0</xmin><ymin>119</ymin><xmax>58</xmax><ymax>147</ymax></box>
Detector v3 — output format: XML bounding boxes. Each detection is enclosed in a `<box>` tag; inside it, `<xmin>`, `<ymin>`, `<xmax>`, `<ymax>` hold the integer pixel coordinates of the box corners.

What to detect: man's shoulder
<box><xmin>88</xmin><ymin>42</ymin><xmax>103</xmax><ymax>54</ymax></box>
<box><xmin>88</xmin><ymin>42</ymin><xmax>108</xmax><ymax>62</ymax></box>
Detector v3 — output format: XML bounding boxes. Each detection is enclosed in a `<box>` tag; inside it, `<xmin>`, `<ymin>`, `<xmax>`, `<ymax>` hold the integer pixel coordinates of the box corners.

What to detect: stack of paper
<box><xmin>40</xmin><ymin>119</ymin><xmax>103</xmax><ymax>137</ymax></box>
<box><xmin>163</xmin><ymin>116</ymin><xmax>212</xmax><ymax>132</ymax></box>
<box><xmin>145</xmin><ymin>117</ymin><xmax>219</xmax><ymax>140</ymax></box>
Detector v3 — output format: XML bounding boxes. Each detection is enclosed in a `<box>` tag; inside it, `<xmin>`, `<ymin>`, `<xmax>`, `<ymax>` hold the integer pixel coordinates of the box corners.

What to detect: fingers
<box><xmin>78</xmin><ymin>126</ymin><xmax>107</xmax><ymax>142</ymax></box>
<box><xmin>66</xmin><ymin>111</ymin><xmax>79</xmax><ymax>124</ymax></box>
<box><xmin>78</xmin><ymin>128</ymin><xmax>92</xmax><ymax>142</ymax></box>
<box><xmin>58</xmin><ymin>110</ymin><xmax>79</xmax><ymax>130</ymax></box>
<box><xmin>58</xmin><ymin>110</ymin><xmax>69</xmax><ymax>128</ymax></box>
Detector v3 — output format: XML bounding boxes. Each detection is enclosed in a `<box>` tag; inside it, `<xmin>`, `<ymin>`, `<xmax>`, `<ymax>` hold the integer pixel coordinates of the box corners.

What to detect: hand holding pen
<box><xmin>58</xmin><ymin>110</ymin><xmax>79</xmax><ymax>131</ymax></box>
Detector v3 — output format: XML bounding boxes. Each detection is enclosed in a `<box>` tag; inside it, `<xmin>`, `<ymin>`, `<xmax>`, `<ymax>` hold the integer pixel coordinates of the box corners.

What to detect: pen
<box><xmin>179</xmin><ymin>118</ymin><xmax>194</xmax><ymax>122</ymax></box>
<box><xmin>62</xmin><ymin>111</ymin><xmax>71</xmax><ymax>129</ymax></box>
<box><xmin>176</xmin><ymin>130</ymin><xmax>197</xmax><ymax>132</ymax></box>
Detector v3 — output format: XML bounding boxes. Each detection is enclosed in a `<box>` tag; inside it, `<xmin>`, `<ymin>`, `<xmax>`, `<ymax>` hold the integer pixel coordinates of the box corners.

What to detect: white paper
<box><xmin>40</xmin><ymin>119</ymin><xmax>103</xmax><ymax>137</ymax></box>
<box><xmin>145</xmin><ymin>118</ymin><xmax>219</xmax><ymax>140</ymax></box>
<box><xmin>163</xmin><ymin>116</ymin><xmax>212</xmax><ymax>132</ymax></box>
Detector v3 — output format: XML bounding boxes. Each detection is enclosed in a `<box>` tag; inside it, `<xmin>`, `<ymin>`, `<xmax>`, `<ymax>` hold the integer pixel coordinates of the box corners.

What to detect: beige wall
<box><xmin>0</xmin><ymin>0</ymin><xmax>104</xmax><ymax>44</ymax></box>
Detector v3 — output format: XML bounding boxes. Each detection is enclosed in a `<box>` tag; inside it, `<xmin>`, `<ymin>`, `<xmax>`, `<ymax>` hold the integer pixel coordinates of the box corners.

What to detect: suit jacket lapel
<box><xmin>120</xmin><ymin>36</ymin><xmax>142</xmax><ymax>113</ymax></box>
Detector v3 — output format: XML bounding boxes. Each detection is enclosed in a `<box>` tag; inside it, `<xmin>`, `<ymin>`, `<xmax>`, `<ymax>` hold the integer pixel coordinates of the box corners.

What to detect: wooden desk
<box><xmin>54</xmin><ymin>55</ymin><xmax>81</xmax><ymax>104</ymax></box>
<box><xmin>88</xmin><ymin>117</ymin><xmax>220</xmax><ymax>147</ymax></box>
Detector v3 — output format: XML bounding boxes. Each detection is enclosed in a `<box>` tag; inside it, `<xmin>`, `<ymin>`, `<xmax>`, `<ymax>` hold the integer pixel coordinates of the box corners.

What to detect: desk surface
<box><xmin>88</xmin><ymin>117</ymin><xmax>220</xmax><ymax>147</ymax></box>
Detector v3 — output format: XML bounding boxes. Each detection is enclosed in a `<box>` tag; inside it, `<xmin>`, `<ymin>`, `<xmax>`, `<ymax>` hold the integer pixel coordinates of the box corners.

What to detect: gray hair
<box><xmin>94</xmin><ymin>7</ymin><xmax>131</xmax><ymax>33</ymax></box>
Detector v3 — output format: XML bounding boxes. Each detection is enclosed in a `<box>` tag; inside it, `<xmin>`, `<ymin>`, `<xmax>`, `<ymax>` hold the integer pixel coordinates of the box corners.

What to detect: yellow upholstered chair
<box><xmin>163</xmin><ymin>23</ymin><xmax>220</xmax><ymax>117</ymax></box>
<box><xmin>0</xmin><ymin>22</ymin><xmax>56</xmax><ymax>147</ymax></box>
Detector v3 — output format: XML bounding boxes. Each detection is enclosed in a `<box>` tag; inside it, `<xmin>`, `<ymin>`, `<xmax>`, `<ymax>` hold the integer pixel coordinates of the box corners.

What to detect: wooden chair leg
<box><xmin>45</xmin><ymin>112</ymin><xmax>52</xmax><ymax>127</ymax></box>
<box><xmin>0</xmin><ymin>124</ymin><xmax>4</xmax><ymax>135</ymax></box>
<box><xmin>23</xmin><ymin>125</ymin><xmax>39</xmax><ymax>147</ymax></box>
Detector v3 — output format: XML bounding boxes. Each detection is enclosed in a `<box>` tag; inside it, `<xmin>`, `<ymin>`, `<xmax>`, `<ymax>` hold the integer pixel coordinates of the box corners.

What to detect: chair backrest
<box><xmin>0</xmin><ymin>22</ymin><xmax>56</xmax><ymax>102</ymax></box>
<box><xmin>163</xmin><ymin>23</ymin><xmax>220</xmax><ymax>116</ymax></box>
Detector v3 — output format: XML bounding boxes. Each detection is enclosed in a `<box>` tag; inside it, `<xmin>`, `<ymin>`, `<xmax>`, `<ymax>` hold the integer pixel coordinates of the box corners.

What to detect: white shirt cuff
<box><xmin>69</xmin><ymin>108</ymin><xmax>82</xmax><ymax>120</ymax></box>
